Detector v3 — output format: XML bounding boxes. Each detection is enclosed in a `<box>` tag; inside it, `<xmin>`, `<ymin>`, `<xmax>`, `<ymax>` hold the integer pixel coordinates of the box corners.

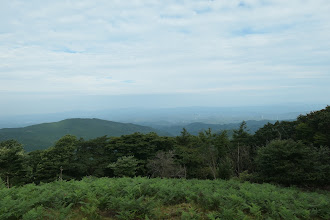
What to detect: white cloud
<box><xmin>0</xmin><ymin>0</ymin><xmax>329</xmax><ymax>114</ymax></box>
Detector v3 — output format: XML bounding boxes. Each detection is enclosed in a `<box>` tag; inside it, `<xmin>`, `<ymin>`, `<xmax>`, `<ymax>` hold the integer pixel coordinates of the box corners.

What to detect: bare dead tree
<box><xmin>59</xmin><ymin>166</ymin><xmax>63</xmax><ymax>181</ymax></box>
<box><xmin>147</xmin><ymin>151</ymin><xmax>186</xmax><ymax>178</ymax></box>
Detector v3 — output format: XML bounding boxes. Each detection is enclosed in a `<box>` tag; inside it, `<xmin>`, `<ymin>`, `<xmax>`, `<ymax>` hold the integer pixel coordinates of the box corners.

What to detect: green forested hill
<box><xmin>155</xmin><ymin>120</ymin><xmax>279</xmax><ymax>136</ymax></box>
<box><xmin>0</xmin><ymin>118</ymin><xmax>167</xmax><ymax>152</ymax></box>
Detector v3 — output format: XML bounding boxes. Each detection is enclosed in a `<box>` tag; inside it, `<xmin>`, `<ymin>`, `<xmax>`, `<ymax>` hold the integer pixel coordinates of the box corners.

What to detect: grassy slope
<box><xmin>0</xmin><ymin>177</ymin><xmax>329</xmax><ymax>220</ymax></box>
<box><xmin>0</xmin><ymin>118</ymin><xmax>168</xmax><ymax>152</ymax></box>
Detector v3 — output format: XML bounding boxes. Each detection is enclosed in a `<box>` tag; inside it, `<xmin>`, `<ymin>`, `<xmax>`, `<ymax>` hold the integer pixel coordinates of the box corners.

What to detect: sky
<box><xmin>1</xmin><ymin>0</ymin><xmax>330</xmax><ymax>115</ymax></box>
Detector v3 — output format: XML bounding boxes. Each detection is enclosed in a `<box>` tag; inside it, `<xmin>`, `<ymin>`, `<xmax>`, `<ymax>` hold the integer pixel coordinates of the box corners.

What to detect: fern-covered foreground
<box><xmin>0</xmin><ymin>177</ymin><xmax>329</xmax><ymax>220</ymax></box>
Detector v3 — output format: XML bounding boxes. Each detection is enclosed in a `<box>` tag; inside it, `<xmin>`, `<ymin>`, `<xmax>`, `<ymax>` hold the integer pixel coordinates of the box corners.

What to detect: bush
<box><xmin>255</xmin><ymin>139</ymin><xmax>326</xmax><ymax>185</ymax></box>
<box><xmin>108</xmin><ymin>156</ymin><xmax>139</xmax><ymax>177</ymax></box>
<box><xmin>218</xmin><ymin>157</ymin><xmax>233</xmax><ymax>180</ymax></box>
<box><xmin>0</xmin><ymin>177</ymin><xmax>329</xmax><ymax>219</ymax></box>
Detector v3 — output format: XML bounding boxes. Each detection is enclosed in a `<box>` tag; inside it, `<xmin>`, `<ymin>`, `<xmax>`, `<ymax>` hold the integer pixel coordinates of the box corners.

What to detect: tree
<box><xmin>108</xmin><ymin>156</ymin><xmax>139</xmax><ymax>177</ymax></box>
<box><xmin>107</xmin><ymin>133</ymin><xmax>173</xmax><ymax>176</ymax></box>
<box><xmin>35</xmin><ymin>135</ymin><xmax>78</xmax><ymax>182</ymax></box>
<box><xmin>231</xmin><ymin>121</ymin><xmax>252</xmax><ymax>176</ymax></box>
<box><xmin>295</xmin><ymin>106</ymin><xmax>330</xmax><ymax>147</ymax></box>
<box><xmin>174</xmin><ymin>129</ymin><xmax>206</xmax><ymax>179</ymax></box>
<box><xmin>0</xmin><ymin>140</ymin><xmax>25</xmax><ymax>187</ymax></box>
<box><xmin>255</xmin><ymin>139</ymin><xmax>322</xmax><ymax>185</ymax></box>
<box><xmin>73</xmin><ymin>136</ymin><xmax>112</xmax><ymax>178</ymax></box>
<box><xmin>253</xmin><ymin>121</ymin><xmax>296</xmax><ymax>147</ymax></box>
<box><xmin>198</xmin><ymin>129</ymin><xmax>218</xmax><ymax>179</ymax></box>
<box><xmin>198</xmin><ymin>129</ymin><xmax>233</xmax><ymax>180</ymax></box>
<box><xmin>25</xmin><ymin>150</ymin><xmax>43</xmax><ymax>183</ymax></box>
<box><xmin>147</xmin><ymin>151</ymin><xmax>185</xmax><ymax>178</ymax></box>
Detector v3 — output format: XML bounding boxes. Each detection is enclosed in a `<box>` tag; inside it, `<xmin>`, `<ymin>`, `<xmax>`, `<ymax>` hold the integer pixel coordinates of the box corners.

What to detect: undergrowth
<box><xmin>0</xmin><ymin>177</ymin><xmax>329</xmax><ymax>219</ymax></box>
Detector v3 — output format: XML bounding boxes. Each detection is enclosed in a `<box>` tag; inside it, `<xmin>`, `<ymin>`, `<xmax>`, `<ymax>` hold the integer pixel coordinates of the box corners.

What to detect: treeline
<box><xmin>1</xmin><ymin>106</ymin><xmax>330</xmax><ymax>188</ymax></box>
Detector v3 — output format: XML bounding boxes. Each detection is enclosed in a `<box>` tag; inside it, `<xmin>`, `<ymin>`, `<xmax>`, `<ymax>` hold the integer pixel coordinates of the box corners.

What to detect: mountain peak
<box><xmin>0</xmin><ymin>118</ymin><xmax>167</xmax><ymax>151</ymax></box>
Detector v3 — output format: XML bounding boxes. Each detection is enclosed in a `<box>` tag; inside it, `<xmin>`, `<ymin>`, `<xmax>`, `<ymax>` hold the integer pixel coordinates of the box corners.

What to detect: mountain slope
<box><xmin>0</xmin><ymin>118</ymin><xmax>168</xmax><ymax>152</ymax></box>
<box><xmin>151</xmin><ymin>120</ymin><xmax>281</xmax><ymax>136</ymax></box>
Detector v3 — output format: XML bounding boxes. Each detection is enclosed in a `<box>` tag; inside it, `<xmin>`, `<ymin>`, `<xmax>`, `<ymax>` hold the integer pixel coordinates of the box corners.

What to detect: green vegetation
<box><xmin>255</xmin><ymin>139</ymin><xmax>330</xmax><ymax>186</ymax></box>
<box><xmin>1</xmin><ymin>107</ymin><xmax>330</xmax><ymax>188</ymax></box>
<box><xmin>1</xmin><ymin>177</ymin><xmax>329</xmax><ymax>220</ymax></box>
<box><xmin>0</xmin><ymin>119</ymin><xmax>276</xmax><ymax>152</ymax></box>
<box><xmin>0</xmin><ymin>140</ymin><xmax>25</xmax><ymax>188</ymax></box>
<box><xmin>1</xmin><ymin>106</ymin><xmax>330</xmax><ymax>218</ymax></box>
<box><xmin>108</xmin><ymin>156</ymin><xmax>139</xmax><ymax>177</ymax></box>
<box><xmin>0</xmin><ymin>118</ymin><xmax>167</xmax><ymax>152</ymax></box>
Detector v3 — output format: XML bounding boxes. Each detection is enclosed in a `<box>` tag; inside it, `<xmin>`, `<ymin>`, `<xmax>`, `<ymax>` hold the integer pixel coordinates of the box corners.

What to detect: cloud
<box><xmin>0</xmin><ymin>0</ymin><xmax>330</xmax><ymax>114</ymax></box>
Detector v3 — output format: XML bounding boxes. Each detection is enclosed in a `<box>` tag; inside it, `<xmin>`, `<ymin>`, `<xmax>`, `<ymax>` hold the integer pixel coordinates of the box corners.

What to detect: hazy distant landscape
<box><xmin>0</xmin><ymin>104</ymin><xmax>325</xmax><ymax>129</ymax></box>
<box><xmin>1</xmin><ymin>0</ymin><xmax>330</xmax><ymax>219</ymax></box>
<box><xmin>1</xmin><ymin>104</ymin><xmax>324</xmax><ymax>151</ymax></box>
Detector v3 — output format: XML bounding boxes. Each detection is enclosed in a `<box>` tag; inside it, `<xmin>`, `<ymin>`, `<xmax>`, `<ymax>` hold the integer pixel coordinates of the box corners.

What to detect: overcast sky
<box><xmin>1</xmin><ymin>0</ymin><xmax>330</xmax><ymax>115</ymax></box>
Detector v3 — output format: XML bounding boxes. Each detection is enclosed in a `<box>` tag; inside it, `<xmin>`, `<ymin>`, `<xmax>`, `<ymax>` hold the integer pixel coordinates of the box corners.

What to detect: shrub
<box><xmin>255</xmin><ymin>139</ymin><xmax>323</xmax><ymax>185</ymax></box>
<box><xmin>108</xmin><ymin>156</ymin><xmax>139</xmax><ymax>177</ymax></box>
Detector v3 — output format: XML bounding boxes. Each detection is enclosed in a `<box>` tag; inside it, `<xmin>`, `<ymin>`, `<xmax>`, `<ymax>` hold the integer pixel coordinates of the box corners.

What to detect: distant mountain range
<box><xmin>145</xmin><ymin>119</ymin><xmax>280</xmax><ymax>136</ymax></box>
<box><xmin>0</xmin><ymin>118</ymin><xmax>284</xmax><ymax>152</ymax></box>
<box><xmin>1</xmin><ymin>104</ymin><xmax>325</xmax><ymax>129</ymax></box>
<box><xmin>0</xmin><ymin>118</ymin><xmax>168</xmax><ymax>152</ymax></box>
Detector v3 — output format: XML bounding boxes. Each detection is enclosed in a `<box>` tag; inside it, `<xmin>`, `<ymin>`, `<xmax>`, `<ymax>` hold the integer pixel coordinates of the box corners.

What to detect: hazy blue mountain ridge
<box><xmin>145</xmin><ymin>120</ymin><xmax>281</xmax><ymax>136</ymax></box>
<box><xmin>1</xmin><ymin>104</ymin><xmax>324</xmax><ymax>129</ymax></box>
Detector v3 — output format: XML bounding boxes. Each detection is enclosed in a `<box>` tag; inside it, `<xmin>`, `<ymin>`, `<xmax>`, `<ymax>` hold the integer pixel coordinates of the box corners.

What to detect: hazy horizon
<box><xmin>0</xmin><ymin>103</ymin><xmax>327</xmax><ymax>129</ymax></box>
<box><xmin>0</xmin><ymin>97</ymin><xmax>327</xmax><ymax>117</ymax></box>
